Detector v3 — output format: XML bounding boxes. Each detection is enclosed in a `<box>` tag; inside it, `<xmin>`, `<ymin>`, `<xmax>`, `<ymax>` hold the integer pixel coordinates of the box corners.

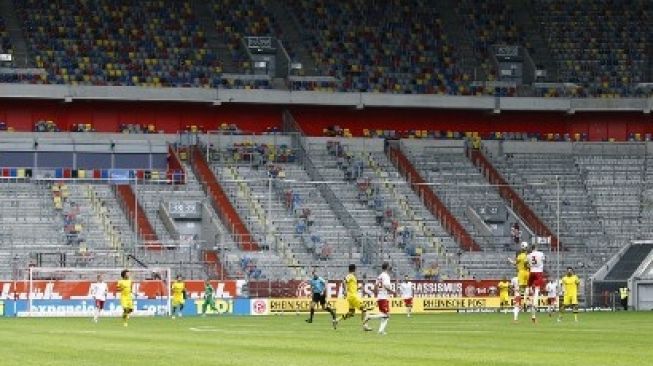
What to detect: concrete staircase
<box><xmin>190</xmin><ymin>0</ymin><xmax>239</xmax><ymax>73</ymax></box>
<box><xmin>605</xmin><ymin>244</ymin><xmax>653</xmax><ymax>280</ymax></box>
<box><xmin>508</xmin><ymin>0</ymin><xmax>559</xmax><ymax>82</ymax></box>
<box><xmin>434</xmin><ymin>0</ymin><xmax>484</xmax><ymax>81</ymax></box>
<box><xmin>0</xmin><ymin>0</ymin><xmax>31</xmax><ymax>67</ymax></box>
<box><xmin>267</xmin><ymin>0</ymin><xmax>320</xmax><ymax>76</ymax></box>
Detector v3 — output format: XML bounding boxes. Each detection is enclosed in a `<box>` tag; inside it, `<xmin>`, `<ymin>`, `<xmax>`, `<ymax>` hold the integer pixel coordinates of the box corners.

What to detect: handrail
<box><xmin>387</xmin><ymin>145</ymin><xmax>481</xmax><ymax>252</ymax></box>
<box><xmin>469</xmin><ymin>148</ymin><xmax>560</xmax><ymax>251</ymax></box>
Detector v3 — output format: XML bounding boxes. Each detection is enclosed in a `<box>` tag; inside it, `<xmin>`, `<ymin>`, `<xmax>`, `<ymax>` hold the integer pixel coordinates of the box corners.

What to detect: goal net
<box><xmin>21</xmin><ymin>267</ymin><xmax>171</xmax><ymax>317</ymax></box>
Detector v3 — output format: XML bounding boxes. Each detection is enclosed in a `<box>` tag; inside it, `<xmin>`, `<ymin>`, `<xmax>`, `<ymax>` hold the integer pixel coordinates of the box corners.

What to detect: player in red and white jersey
<box><xmin>399</xmin><ymin>275</ymin><xmax>413</xmax><ymax>318</ymax></box>
<box><xmin>363</xmin><ymin>262</ymin><xmax>395</xmax><ymax>335</ymax></box>
<box><xmin>545</xmin><ymin>279</ymin><xmax>559</xmax><ymax>317</ymax></box>
<box><xmin>526</xmin><ymin>244</ymin><xmax>545</xmax><ymax>323</ymax></box>
<box><xmin>510</xmin><ymin>276</ymin><xmax>521</xmax><ymax>322</ymax></box>
<box><xmin>90</xmin><ymin>274</ymin><xmax>108</xmax><ymax>323</ymax></box>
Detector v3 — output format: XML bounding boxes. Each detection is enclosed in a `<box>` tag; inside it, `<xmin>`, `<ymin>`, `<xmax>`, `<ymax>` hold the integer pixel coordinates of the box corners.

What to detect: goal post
<box><xmin>24</xmin><ymin>267</ymin><xmax>172</xmax><ymax>317</ymax></box>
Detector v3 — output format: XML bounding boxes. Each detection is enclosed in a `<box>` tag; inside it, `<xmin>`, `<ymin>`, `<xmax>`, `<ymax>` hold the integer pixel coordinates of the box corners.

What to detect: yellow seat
<box><xmin>78</xmin><ymin>170</ymin><xmax>85</xmax><ymax>178</ymax></box>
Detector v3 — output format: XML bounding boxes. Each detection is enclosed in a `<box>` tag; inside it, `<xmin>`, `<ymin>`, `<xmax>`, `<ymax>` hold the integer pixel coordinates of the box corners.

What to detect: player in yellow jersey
<box><xmin>508</xmin><ymin>242</ymin><xmax>530</xmax><ymax>308</ymax></box>
<box><xmin>559</xmin><ymin>267</ymin><xmax>580</xmax><ymax>322</ymax></box>
<box><xmin>171</xmin><ymin>275</ymin><xmax>186</xmax><ymax>319</ymax></box>
<box><xmin>338</xmin><ymin>264</ymin><xmax>371</xmax><ymax>331</ymax></box>
<box><xmin>497</xmin><ymin>276</ymin><xmax>511</xmax><ymax>311</ymax></box>
<box><xmin>116</xmin><ymin>269</ymin><xmax>133</xmax><ymax>327</ymax></box>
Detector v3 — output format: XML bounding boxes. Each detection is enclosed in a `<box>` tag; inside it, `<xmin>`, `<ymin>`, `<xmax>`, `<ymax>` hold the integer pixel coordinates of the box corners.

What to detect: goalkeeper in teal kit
<box><xmin>201</xmin><ymin>279</ymin><xmax>219</xmax><ymax>315</ymax></box>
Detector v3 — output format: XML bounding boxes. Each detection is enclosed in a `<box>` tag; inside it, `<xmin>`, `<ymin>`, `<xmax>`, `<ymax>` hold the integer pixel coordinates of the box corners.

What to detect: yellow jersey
<box><xmin>344</xmin><ymin>273</ymin><xmax>358</xmax><ymax>298</ymax></box>
<box><xmin>497</xmin><ymin>281</ymin><xmax>510</xmax><ymax>295</ymax></box>
<box><xmin>171</xmin><ymin>281</ymin><xmax>185</xmax><ymax>298</ymax></box>
<box><xmin>117</xmin><ymin>279</ymin><xmax>132</xmax><ymax>299</ymax></box>
<box><xmin>516</xmin><ymin>252</ymin><xmax>529</xmax><ymax>272</ymax></box>
<box><xmin>561</xmin><ymin>275</ymin><xmax>580</xmax><ymax>296</ymax></box>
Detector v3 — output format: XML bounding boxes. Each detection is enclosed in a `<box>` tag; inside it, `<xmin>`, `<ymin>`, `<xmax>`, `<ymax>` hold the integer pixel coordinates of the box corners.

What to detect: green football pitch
<box><xmin>0</xmin><ymin>311</ymin><xmax>650</xmax><ymax>366</ymax></box>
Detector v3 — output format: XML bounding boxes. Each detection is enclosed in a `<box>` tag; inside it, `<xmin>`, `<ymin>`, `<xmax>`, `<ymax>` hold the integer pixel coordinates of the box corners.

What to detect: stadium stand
<box><xmin>0</xmin><ymin>0</ymin><xmax>652</xmax><ymax>294</ymax></box>
<box><xmin>15</xmin><ymin>0</ymin><xmax>219</xmax><ymax>87</ymax></box>
<box><xmin>305</xmin><ymin>140</ymin><xmax>460</xmax><ymax>278</ymax></box>
<box><xmin>483</xmin><ymin>142</ymin><xmax>653</xmax><ymax>277</ymax></box>
<box><xmin>490</xmin><ymin>152</ymin><xmax>601</xmax><ymax>250</ymax></box>
<box><xmin>0</xmin><ymin>0</ymin><xmax>648</xmax><ymax>95</ymax></box>
<box><xmin>207</xmin><ymin>0</ymin><xmax>276</xmax><ymax>78</ymax></box>
<box><xmin>0</xmin><ymin>17</ymin><xmax>11</xmax><ymax>60</ymax></box>
<box><xmin>285</xmin><ymin>0</ymin><xmax>470</xmax><ymax>94</ymax></box>
<box><xmin>0</xmin><ymin>182</ymin><xmax>66</xmax><ymax>272</ymax></box>
<box><xmin>364</xmin><ymin>149</ymin><xmax>465</xmax><ymax>277</ymax></box>
<box><xmin>454</xmin><ymin>0</ymin><xmax>523</xmax><ymax>93</ymax></box>
<box><xmin>402</xmin><ymin>144</ymin><xmax>514</xmax><ymax>251</ymax></box>
<box><xmin>209</xmin><ymin>141</ymin><xmax>378</xmax><ymax>279</ymax></box>
<box><xmin>533</xmin><ymin>0</ymin><xmax>652</xmax><ymax>97</ymax></box>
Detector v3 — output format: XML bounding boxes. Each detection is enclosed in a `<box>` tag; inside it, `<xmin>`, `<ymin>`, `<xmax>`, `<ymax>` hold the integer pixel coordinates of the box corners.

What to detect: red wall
<box><xmin>290</xmin><ymin>106</ymin><xmax>653</xmax><ymax>141</ymax></box>
<box><xmin>0</xmin><ymin>100</ymin><xmax>284</xmax><ymax>133</ymax></box>
<box><xmin>0</xmin><ymin>100</ymin><xmax>651</xmax><ymax>141</ymax></box>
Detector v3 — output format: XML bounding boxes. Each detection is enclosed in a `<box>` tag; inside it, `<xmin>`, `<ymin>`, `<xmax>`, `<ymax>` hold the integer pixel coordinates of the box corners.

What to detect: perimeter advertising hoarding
<box><xmin>0</xmin><ymin>280</ymin><xmax>244</xmax><ymax>300</ymax></box>
<box><xmin>3</xmin><ymin>298</ymin><xmax>251</xmax><ymax>317</ymax></box>
<box><xmin>265</xmin><ymin>297</ymin><xmax>550</xmax><ymax>314</ymax></box>
<box><xmin>248</xmin><ymin>279</ymin><xmax>503</xmax><ymax>298</ymax></box>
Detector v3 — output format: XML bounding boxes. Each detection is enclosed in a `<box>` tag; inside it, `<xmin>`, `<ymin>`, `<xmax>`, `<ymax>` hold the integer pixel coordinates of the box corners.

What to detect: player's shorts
<box><xmin>347</xmin><ymin>295</ymin><xmax>362</xmax><ymax>310</ymax></box>
<box><xmin>172</xmin><ymin>297</ymin><xmax>184</xmax><ymax>306</ymax></box>
<box><xmin>528</xmin><ymin>272</ymin><xmax>545</xmax><ymax>289</ymax></box>
<box><xmin>377</xmin><ymin>299</ymin><xmax>390</xmax><ymax>314</ymax></box>
<box><xmin>121</xmin><ymin>299</ymin><xmax>133</xmax><ymax>312</ymax></box>
<box><xmin>499</xmin><ymin>294</ymin><xmax>509</xmax><ymax>304</ymax></box>
<box><xmin>563</xmin><ymin>294</ymin><xmax>578</xmax><ymax>306</ymax></box>
<box><xmin>513</xmin><ymin>294</ymin><xmax>522</xmax><ymax>307</ymax></box>
<box><xmin>311</xmin><ymin>292</ymin><xmax>326</xmax><ymax>306</ymax></box>
<box><xmin>547</xmin><ymin>297</ymin><xmax>557</xmax><ymax>305</ymax></box>
<box><xmin>518</xmin><ymin>270</ymin><xmax>529</xmax><ymax>287</ymax></box>
<box><xmin>95</xmin><ymin>300</ymin><xmax>105</xmax><ymax>310</ymax></box>
<box><xmin>403</xmin><ymin>298</ymin><xmax>413</xmax><ymax>307</ymax></box>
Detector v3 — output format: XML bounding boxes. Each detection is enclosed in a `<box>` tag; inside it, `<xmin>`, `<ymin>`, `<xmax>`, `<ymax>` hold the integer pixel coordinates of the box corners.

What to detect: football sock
<box><xmin>309</xmin><ymin>308</ymin><xmax>315</xmax><ymax>322</ymax></box>
<box><xmin>531</xmin><ymin>288</ymin><xmax>540</xmax><ymax>317</ymax></box>
<box><xmin>379</xmin><ymin>317</ymin><xmax>389</xmax><ymax>333</ymax></box>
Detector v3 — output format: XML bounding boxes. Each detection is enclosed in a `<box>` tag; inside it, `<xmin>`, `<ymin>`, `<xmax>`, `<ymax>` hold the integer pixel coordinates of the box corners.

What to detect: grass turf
<box><xmin>0</xmin><ymin>311</ymin><xmax>650</xmax><ymax>366</ymax></box>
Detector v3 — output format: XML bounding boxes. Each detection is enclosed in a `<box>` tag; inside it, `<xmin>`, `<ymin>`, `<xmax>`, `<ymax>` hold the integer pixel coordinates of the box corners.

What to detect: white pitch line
<box><xmin>39</xmin><ymin>330</ymin><xmax>98</xmax><ymax>335</ymax></box>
